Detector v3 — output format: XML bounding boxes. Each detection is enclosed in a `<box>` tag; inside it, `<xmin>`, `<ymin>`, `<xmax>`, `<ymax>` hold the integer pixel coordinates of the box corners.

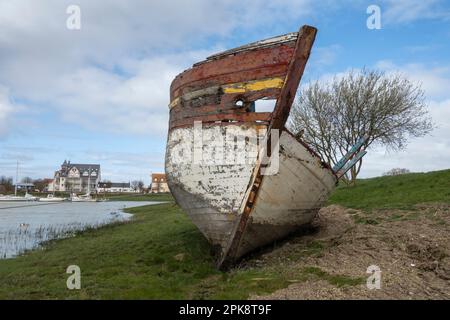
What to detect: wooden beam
<box><xmin>218</xmin><ymin>25</ymin><xmax>318</xmax><ymax>270</ymax></box>
<box><xmin>270</xmin><ymin>25</ymin><xmax>317</xmax><ymax>130</ymax></box>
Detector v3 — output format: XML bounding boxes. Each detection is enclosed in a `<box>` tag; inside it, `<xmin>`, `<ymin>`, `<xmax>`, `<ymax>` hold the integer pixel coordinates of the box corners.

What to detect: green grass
<box><xmin>301</xmin><ymin>267</ymin><xmax>364</xmax><ymax>287</ymax></box>
<box><xmin>0</xmin><ymin>202</ymin><xmax>357</xmax><ymax>299</ymax></box>
<box><xmin>106</xmin><ymin>193</ymin><xmax>174</xmax><ymax>202</ymax></box>
<box><xmin>328</xmin><ymin>169</ymin><xmax>450</xmax><ymax>210</ymax></box>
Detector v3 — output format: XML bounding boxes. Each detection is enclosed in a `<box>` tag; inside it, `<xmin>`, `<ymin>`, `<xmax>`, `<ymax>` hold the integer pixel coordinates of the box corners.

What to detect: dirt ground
<box><xmin>251</xmin><ymin>204</ymin><xmax>450</xmax><ymax>300</ymax></box>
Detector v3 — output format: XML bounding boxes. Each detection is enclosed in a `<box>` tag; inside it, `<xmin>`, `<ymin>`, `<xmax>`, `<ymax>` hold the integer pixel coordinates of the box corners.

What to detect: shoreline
<box><xmin>0</xmin><ymin>199</ymin><xmax>167</xmax><ymax>260</ymax></box>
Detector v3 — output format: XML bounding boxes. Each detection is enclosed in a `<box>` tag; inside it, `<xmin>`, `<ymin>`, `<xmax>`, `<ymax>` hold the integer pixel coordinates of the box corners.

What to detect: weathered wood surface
<box><xmin>170</xmin><ymin>112</ymin><xmax>272</xmax><ymax>130</ymax></box>
<box><xmin>168</xmin><ymin>38</ymin><xmax>298</xmax><ymax>130</ymax></box>
<box><xmin>171</xmin><ymin>43</ymin><xmax>296</xmax><ymax>99</ymax></box>
<box><xmin>204</xmin><ymin>32</ymin><xmax>299</xmax><ymax>62</ymax></box>
<box><xmin>165</xmin><ymin>124</ymin><xmax>267</xmax><ymax>254</ymax></box>
<box><xmin>165</xmin><ymin>25</ymin><xmax>337</xmax><ymax>269</ymax></box>
<box><xmin>234</xmin><ymin>131</ymin><xmax>336</xmax><ymax>258</ymax></box>
<box><xmin>270</xmin><ymin>25</ymin><xmax>317</xmax><ymax>130</ymax></box>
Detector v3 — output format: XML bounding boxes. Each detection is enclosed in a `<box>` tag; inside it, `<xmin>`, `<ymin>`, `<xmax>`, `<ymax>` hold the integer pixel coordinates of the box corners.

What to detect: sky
<box><xmin>0</xmin><ymin>0</ymin><xmax>449</xmax><ymax>185</ymax></box>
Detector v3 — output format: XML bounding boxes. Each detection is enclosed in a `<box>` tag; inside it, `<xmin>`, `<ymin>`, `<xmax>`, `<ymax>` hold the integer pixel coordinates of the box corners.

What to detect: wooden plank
<box><xmin>205</xmin><ymin>32</ymin><xmax>298</xmax><ymax>61</ymax></box>
<box><xmin>337</xmin><ymin>150</ymin><xmax>367</xmax><ymax>179</ymax></box>
<box><xmin>169</xmin><ymin>88</ymin><xmax>281</xmax><ymax>120</ymax></box>
<box><xmin>270</xmin><ymin>26</ymin><xmax>317</xmax><ymax>130</ymax></box>
<box><xmin>171</xmin><ymin>44</ymin><xmax>295</xmax><ymax>99</ymax></box>
<box><xmin>233</xmin><ymin>132</ymin><xmax>335</xmax><ymax>257</ymax></box>
<box><xmin>332</xmin><ymin>136</ymin><xmax>367</xmax><ymax>172</ymax></box>
<box><xmin>169</xmin><ymin>112</ymin><xmax>272</xmax><ymax>130</ymax></box>
<box><xmin>172</xmin><ymin>64</ymin><xmax>289</xmax><ymax>99</ymax></box>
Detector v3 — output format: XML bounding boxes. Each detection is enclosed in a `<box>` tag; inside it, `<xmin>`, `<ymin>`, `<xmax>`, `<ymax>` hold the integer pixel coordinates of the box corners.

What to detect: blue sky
<box><xmin>1</xmin><ymin>0</ymin><xmax>450</xmax><ymax>185</ymax></box>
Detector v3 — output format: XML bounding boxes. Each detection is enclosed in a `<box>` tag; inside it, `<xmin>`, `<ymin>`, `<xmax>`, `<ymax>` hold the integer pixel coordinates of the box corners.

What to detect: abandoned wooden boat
<box><xmin>165</xmin><ymin>25</ymin><xmax>366</xmax><ymax>269</ymax></box>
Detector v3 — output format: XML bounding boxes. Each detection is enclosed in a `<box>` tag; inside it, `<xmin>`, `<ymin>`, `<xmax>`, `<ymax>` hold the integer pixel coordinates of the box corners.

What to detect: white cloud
<box><xmin>83</xmin><ymin>150</ymin><xmax>166</xmax><ymax>184</ymax></box>
<box><xmin>0</xmin><ymin>0</ymin><xmax>317</xmax><ymax>137</ymax></box>
<box><xmin>309</xmin><ymin>44</ymin><xmax>342</xmax><ymax>70</ymax></box>
<box><xmin>375</xmin><ymin>60</ymin><xmax>450</xmax><ymax>100</ymax></box>
<box><xmin>360</xmin><ymin>99</ymin><xmax>450</xmax><ymax>177</ymax></box>
<box><xmin>307</xmin><ymin>60</ymin><xmax>450</xmax><ymax>102</ymax></box>
<box><xmin>38</xmin><ymin>51</ymin><xmax>219</xmax><ymax>136</ymax></box>
<box><xmin>0</xmin><ymin>86</ymin><xmax>15</xmax><ymax>139</ymax></box>
<box><xmin>360</xmin><ymin>61</ymin><xmax>450</xmax><ymax>176</ymax></box>
<box><xmin>382</xmin><ymin>0</ymin><xmax>450</xmax><ymax>25</ymax></box>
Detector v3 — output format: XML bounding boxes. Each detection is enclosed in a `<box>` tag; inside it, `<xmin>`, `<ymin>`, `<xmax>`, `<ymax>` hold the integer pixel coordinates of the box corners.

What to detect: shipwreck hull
<box><xmin>165</xmin><ymin>25</ymin><xmax>337</xmax><ymax>268</ymax></box>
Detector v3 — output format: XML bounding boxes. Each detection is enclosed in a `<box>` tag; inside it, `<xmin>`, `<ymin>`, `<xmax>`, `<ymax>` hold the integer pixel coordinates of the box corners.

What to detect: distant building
<box><xmin>151</xmin><ymin>173</ymin><xmax>170</xmax><ymax>193</ymax></box>
<box><xmin>98</xmin><ymin>182</ymin><xmax>135</xmax><ymax>193</ymax></box>
<box><xmin>52</xmin><ymin>160</ymin><xmax>101</xmax><ymax>193</ymax></box>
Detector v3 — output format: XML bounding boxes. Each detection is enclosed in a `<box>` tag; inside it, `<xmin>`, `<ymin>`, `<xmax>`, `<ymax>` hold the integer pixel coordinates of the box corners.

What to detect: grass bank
<box><xmin>0</xmin><ymin>201</ymin><xmax>360</xmax><ymax>299</ymax></box>
<box><xmin>328</xmin><ymin>169</ymin><xmax>450</xmax><ymax>210</ymax></box>
<box><xmin>106</xmin><ymin>193</ymin><xmax>174</xmax><ymax>202</ymax></box>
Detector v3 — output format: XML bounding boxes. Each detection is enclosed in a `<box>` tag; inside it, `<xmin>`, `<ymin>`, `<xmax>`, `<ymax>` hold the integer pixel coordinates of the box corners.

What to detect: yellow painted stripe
<box><xmin>169</xmin><ymin>97</ymin><xmax>180</xmax><ymax>109</ymax></box>
<box><xmin>168</xmin><ymin>77</ymin><xmax>285</xmax><ymax>109</ymax></box>
<box><xmin>223</xmin><ymin>77</ymin><xmax>284</xmax><ymax>94</ymax></box>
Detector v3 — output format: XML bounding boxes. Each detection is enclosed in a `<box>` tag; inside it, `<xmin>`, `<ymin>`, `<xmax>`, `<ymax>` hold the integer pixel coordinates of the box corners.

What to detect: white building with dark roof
<box><xmin>52</xmin><ymin>160</ymin><xmax>101</xmax><ymax>193</ymax></box>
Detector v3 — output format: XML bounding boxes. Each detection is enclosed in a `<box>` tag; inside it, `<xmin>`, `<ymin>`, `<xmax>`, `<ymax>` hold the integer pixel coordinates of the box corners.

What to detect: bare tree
<box><xmin>33</xmin><ymin>179</ymin><xmax>47</xmax><ymax>192</ymax></box>
<box><xmin>131</xmin><ymin>180</ymin><xmax>144</xmax><ymax>192</ymax></box>
<box><xmin>21</xmin><ymin>176</ymin><xmax>33</xmax><ymax>184</ymax></box>
<box><xmin>137</xmin><ymin>181</ymin><xmax>144</xmax><ymax>193</ymax></box>
<box><xmin>289</xmin><ymin>69</ymin><xmax>433</xmax><ymax>184</ymax></box>
<box><xmin>103</xmin><ymin>180</ymin><xmax>112</xmax><ymax>189</ymax></box>
<box><xmin>0</xmin><ymin>176</ymin><xmax>14</xmax><ymax>193</ymax></box>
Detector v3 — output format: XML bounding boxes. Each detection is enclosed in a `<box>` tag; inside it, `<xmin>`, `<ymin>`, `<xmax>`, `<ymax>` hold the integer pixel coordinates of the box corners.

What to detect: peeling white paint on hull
<box><xmin>165</xmin><ymin>124</ymin><xmax>264</xmax><ymax>253</ymax></box>
<box><xmin>232</xmin><ymin>131</ymin><xmax>336</xmax><ymax>259</ymax></box>
<box><xmin>165</xmin><ymin>125</ymin><xmax>336</xmax><ymax>261</ymax></box>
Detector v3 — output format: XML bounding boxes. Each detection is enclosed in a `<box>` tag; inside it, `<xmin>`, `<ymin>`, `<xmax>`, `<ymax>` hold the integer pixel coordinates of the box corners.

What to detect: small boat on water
<box><xmin>0</xmin><ymin>161</ymin><xmax>38</xmax><ymax>202</ymax></box>
<box><xmin>38</xmin><ymin>194</ymin><xmax>67</xmax><ymax>202</ymax></box>
<box><xmin>70</xmin><ymin>193</ymin><xmax>97</xmax><ymax>202</ymax></box>
<box><xmin>0</xmin><ymin>193</ymin><xmax>37</xmax><ymax>202</ymax></box>
<box><xmin>165</xmin><ymin>25</ymin><xmax>367</xmax><ymax>269</ymax></box>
